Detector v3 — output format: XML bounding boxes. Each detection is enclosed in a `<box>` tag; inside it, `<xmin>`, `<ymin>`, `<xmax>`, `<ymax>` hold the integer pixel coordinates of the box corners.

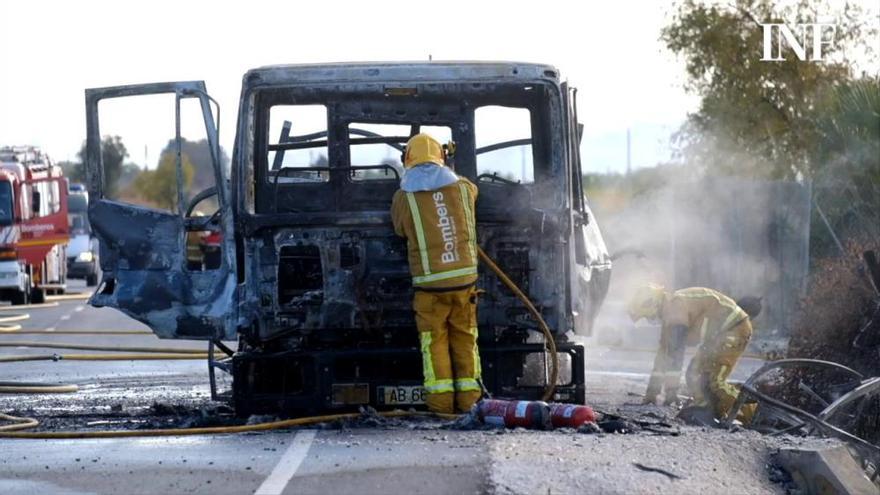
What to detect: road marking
<box><xmin>60</xmin><ymin>315</ymin><xmax>70</xmax><ymax>321</ymax></box>
<box><xmin>44</xmin><ymin>327</ymin><xmax>55</xmax><ymax>332</ymax></box>
<box><xmin>74</xmin><ymin>306</ymin><xmax>84</xmax><ymax>312</ymax></box>
<box><xmin>589</xmin><ymin>370</ymin><xmax>651</xmax><ymax>379</ymax></box>
<box><xmin>254</xmin><ymin>430</ymin><xmax>317</xmax><ymax>495</ymax></box>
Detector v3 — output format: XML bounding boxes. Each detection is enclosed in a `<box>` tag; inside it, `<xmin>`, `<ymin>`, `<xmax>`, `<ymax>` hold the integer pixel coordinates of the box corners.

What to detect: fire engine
<box><xmin>0</xmin><ymin>146</ymin><xmax>69</xmax><ymax>305</ymax></box>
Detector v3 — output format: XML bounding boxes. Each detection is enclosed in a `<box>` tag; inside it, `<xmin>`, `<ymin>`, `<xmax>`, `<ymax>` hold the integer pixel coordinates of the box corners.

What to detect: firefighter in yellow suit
<box><xmin>391</xmin><ymin>134</ymin><xmax>482</xmax><ymax>414</ymax></box>
<box><xmin>627</xmin><ymin>284</ymin><xmax>757</xmax><ymax>423</ymax></box>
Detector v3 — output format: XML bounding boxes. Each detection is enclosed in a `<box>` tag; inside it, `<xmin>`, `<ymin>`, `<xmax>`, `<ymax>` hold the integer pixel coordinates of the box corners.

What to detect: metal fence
<box><xmin>599</xmin><ymin>176</ymin><xmax>812</xmax><ymax>340</ymax></box>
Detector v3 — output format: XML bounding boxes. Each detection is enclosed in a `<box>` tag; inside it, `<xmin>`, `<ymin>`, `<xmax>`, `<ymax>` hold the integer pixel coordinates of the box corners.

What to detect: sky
<box><xmin>0</xmin><ymin>0</ymin><xmax>876</xmax><ymax>176</ymax></box>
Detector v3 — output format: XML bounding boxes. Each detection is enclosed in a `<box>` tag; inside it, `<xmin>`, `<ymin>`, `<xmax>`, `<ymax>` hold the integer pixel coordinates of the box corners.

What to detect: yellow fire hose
<box><xmin>46</xmin><ymin>293</ymin><xmax>93</xmax><ymax>302</ymax></box>
<box><xmin>0</xmin><ymin>341</ymin><xmax>206</xmax><ymax>354</ymax></box>
<box><xmin>0</xmin><ymin>412</ymin><xmax>39</xmax><ymax>432</ymax></box>
<box><xmin>0</xmin><ymin>410</ymin><xmax>460</xmax><ymax>438</ymax></box>
<box><xmin>0</xmin><ymin>382</ymin><xmax>80</xmax><ymax>394</ymax></box>
<box><xmin>477</xmin><ymin>247</ymin><xmax>558</xmax><ymax>401</ymax></box>
<box><xmin>0</xmin><ymin>353</ymin><xmax>208</xmax><ymax>364</ymax></box>
<box><xmin>2</xmin><ymin>330</ymin><xmax>152</xmax><ymax>335</ymax></box>
<box><xmin>0</xmin><ymin>312</ymin><xmax>29</xmax><ymax>332</ymax></box>
<box><xmin>0</xmin><ymin>259</ymin><xmax>556</xmax><ymax>436</ymax></box>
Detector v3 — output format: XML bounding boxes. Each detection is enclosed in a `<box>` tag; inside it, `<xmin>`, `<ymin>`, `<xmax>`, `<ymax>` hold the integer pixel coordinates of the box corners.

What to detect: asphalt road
<box><xmin>0</xmin><ymin>280</ymin><xmax>782</xmax><ymax>495</ymax></box>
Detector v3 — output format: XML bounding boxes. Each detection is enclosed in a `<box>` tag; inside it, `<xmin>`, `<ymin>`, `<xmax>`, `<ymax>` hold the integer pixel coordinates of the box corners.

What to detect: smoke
<box><xmin>588</xmin><ymin>164</ymin><xmax>811</xmax><ymax>349</ymax></box>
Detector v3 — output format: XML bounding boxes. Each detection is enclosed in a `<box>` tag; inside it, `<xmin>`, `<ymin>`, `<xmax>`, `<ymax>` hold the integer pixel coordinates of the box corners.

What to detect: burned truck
<box><xmin>84</xmin><ymin>62</ymin><xmax>611</xmax><ymax>415</ymax></box>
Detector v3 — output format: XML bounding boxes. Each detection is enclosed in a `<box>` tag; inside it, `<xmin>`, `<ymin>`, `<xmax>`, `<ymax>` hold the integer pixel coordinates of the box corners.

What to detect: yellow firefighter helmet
<box><xmin>627</xmin><ymin>284</ymin><xmax>666</xmax><ymax>322</ymax></box>
<box><xmin>403</xmin><ymin>133</ymin><xmax>445</xmax><ymax>169</ymax></box>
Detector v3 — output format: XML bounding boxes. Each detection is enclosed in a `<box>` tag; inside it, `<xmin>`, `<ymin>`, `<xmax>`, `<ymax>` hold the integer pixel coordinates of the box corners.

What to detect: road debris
<box><xmin>632</xmin><ymin>462</ymin><xmax>683</xmax><ymax>480</ymax></box>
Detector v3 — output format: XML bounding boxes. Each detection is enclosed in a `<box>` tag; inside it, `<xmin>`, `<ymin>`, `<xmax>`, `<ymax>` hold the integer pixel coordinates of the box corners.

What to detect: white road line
<box><xmin>74</xmin><ymin>306</ymin><xmax>84</xmax><ymax>312</ymax></box>
<box><xmin>589</xmin><ymin>370</ymin><xmax>651</xmax><ymax>379</ymax></box>
<box><xmin>60</xmin><ymin>315</ymin><xmax>70</xmax><ymax>321</ymax></box>
<box><xmin>254</xmin><ymin>430</ymin><xmax>317</xmax><ymax>495</ymax></box>
<box><xmin>45</xmin><ymin>327</ymin><xmax>55</xmax><ymax>332</ymax></box>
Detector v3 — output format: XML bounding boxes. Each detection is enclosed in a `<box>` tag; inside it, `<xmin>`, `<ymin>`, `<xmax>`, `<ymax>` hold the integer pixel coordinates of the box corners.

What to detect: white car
<box><xmin>0</xmin><ymin>259</ymin><xmax>30</xmax><ymax>304</ymax></box>
<box><xmin>66</xmin><ymin>233</ymin><xmax>100</xmax><ymax>286</ymax></box>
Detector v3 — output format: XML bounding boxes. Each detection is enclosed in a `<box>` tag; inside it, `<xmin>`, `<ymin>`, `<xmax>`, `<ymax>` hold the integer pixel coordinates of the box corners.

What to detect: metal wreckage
<box><xmin>727</xmin><ymin>250</ymin><xmax>880</xmax><ymax>487</ymax></box>
<box><xmin>83</xmin><ymin>62</ymin><xmax>612</xmax><ymax>415</ymax></box>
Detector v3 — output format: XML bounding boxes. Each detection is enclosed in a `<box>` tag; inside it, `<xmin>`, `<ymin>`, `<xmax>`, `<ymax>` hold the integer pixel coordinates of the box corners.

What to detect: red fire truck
<box><xmin>0</xmin><ymin>146</ymin><xmax>69</xmax><ymax>305</ymax></box>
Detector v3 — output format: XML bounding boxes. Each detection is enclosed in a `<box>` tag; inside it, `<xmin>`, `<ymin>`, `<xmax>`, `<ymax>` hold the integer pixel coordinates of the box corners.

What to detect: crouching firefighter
<box><xmin>627</xmin><ymin>285</ymin><xmax>761</xmax><ymax>423</ymax></box>
<box><xmin>391</xmin><ymin>134</ymin><xmax>482</xmax><ymax>414</ymax></box>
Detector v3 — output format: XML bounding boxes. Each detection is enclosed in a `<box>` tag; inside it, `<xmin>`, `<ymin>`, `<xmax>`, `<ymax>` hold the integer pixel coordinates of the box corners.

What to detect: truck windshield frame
<box><xmin>248</xmin><ymin>80</ymin><xmax>563</xmax><ymax>218</ymax></box>
<box><xmin>0</xmin><ymin>181</ymin><xmax>13</xmax><ymax>226</ymax></box>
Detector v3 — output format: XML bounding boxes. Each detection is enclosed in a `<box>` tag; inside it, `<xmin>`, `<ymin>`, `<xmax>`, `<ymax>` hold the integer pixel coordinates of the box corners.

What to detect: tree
<box><xmin>75</xmin><ymin>136</ymin><xmax>129</xmax><ymax>196</ymax></box>
<box><xmin>814</xmin><ymin>78</ymin><xmax>880</xmax><ymax>179</ymax></box>
<box><xmin>810</xmin><ymin>77</ymin><xmax>880</xmax><ymax>255</ymax></box>
<box><xmin>132</xmin><ymin>152</ymin><xmax>195</xmax><ymax>211</ymax></box>
<box><xmin>117</xmin><ymin>162</ymin><xmax>144</xmax><ymax>192</ymax></box>
<box><xmin>158</xmin><ymin>138</ymin><xmax>230</xmax><ymax>193</ymax></box>
<box><xmin>56</xmin><ymin>161</ymin><xmax>82</xmax><ymax>184</ymax></box>
<box><xmin>662</xmin><ymin>0</ymin><xmax>875</xmax><ymax>179</ymax></box>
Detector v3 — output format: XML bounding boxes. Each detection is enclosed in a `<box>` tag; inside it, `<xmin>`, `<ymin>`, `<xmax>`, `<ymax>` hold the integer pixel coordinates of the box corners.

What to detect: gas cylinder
<box><xmin>476</xmin><ymin>399</ymin><xmax>551</xmax><ymax>430</ymax></box>
<box><xmin>549</xmin><ymin>403</ymin><xmax>597</xmax><ymax>428</ymax></box>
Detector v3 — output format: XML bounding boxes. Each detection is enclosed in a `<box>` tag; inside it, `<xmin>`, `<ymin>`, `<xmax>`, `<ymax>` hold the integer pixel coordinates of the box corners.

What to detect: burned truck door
<box><xmin>565</xmin><ymin>85</ymin><xmax>611</xmax><ymax>336</ymax></box>
<box><xmin>84</xmin><ymin>81</ymin><xmax>237</xmax><ymax>340</ymax></box>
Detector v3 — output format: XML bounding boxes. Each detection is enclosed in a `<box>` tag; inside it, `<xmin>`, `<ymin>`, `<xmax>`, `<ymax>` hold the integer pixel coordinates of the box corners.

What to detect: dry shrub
<box><xmin>788</xmin><ymin>240</ymin><xmax>879</xmax><ymax>376</ymax></box>
<box><xmin>770</xmin><ymin>242</ymin><xmax>880</xmax><ymax>443</ymax></box>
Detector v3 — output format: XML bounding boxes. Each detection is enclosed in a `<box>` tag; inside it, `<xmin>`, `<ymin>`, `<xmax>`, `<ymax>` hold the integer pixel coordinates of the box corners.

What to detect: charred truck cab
<box><xmin>84</xmin><ymin>62</ymin><xmax>611</xmax><ymax>416</ymax></box>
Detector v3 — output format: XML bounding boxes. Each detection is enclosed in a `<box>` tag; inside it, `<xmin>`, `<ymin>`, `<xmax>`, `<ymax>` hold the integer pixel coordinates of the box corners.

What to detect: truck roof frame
<box><xmin>242</xmin><ymin>61</ymin><xmax>562</xmax><ymax>87</ymax></box>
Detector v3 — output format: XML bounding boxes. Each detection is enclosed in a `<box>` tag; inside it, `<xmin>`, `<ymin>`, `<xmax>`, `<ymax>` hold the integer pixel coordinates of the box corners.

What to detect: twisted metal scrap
<box><xmin>726</xmin><ymin>359</ymin><xmax>880</xmax><ymax>466</ymax></box>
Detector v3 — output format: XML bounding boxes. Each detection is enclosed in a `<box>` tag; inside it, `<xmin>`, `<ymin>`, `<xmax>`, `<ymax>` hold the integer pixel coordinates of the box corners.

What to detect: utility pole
<box><xmin>626</xmin><ymin>128</ymin><xmax>632</xmax><ymax>175</ymax></box>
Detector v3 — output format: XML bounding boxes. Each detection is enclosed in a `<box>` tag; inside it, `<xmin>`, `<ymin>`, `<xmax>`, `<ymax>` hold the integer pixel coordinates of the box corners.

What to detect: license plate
<box><xmin>378</xmin><ymin>385</ymin><xmax>426</xmax><ymax>405</ymax></box>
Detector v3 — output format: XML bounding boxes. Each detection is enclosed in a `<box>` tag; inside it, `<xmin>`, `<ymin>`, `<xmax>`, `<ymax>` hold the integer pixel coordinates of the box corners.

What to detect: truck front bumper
<box><xmin>228</xmin><ymin>343</ymin><xmax>585</xmax><ymax>417</ymax></box>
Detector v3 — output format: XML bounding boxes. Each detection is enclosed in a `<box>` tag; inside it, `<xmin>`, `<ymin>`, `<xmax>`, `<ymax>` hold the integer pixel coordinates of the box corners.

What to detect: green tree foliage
<box><xmin>810</xmin><ymin>77</ymin><xmax>880</xmax><ymax>255</ymax></box>
<box><xmin>75</xmin><ymin>136</ymin><xmax>128</xmax><ymax>196</ymax></box>
<box><xmin>158</xmin><ymin>138</ymin><xmax>229</xmax><ymax>193</ymax></box>
<box><xmin>117</xmin><ymin>162</ymin><xmax>144</xmax><ymax>192</ymax></box>
<box><xmin>133</xmin><ymin>152</ymin><xmax>195</xmax><ymax>211</ymax></box>
<box><xmin>662</xmin><ymin>0</ymin><xmax>875</xmax><ymax>179</ymax></box>
<box><xmin>815</xmin><ymin>78</ymin><xmax>880</xmax><ymax>181</ymax></box>
<box><xmin>56</xmin><ymin>161</ymin><xmax>81</xmax><ymax>184</ymax></box>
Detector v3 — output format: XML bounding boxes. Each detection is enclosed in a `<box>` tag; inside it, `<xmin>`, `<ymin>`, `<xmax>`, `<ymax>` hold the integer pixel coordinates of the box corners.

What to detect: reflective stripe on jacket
<box><xmin>668</xmin><ymin>287</ymin><xmax>749</xmax><ymax>344</ymax></box>
<box><xmin>391</xmin><ymin>176</ymin><xmax>479</xmax><ymax>289</ymax></box>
